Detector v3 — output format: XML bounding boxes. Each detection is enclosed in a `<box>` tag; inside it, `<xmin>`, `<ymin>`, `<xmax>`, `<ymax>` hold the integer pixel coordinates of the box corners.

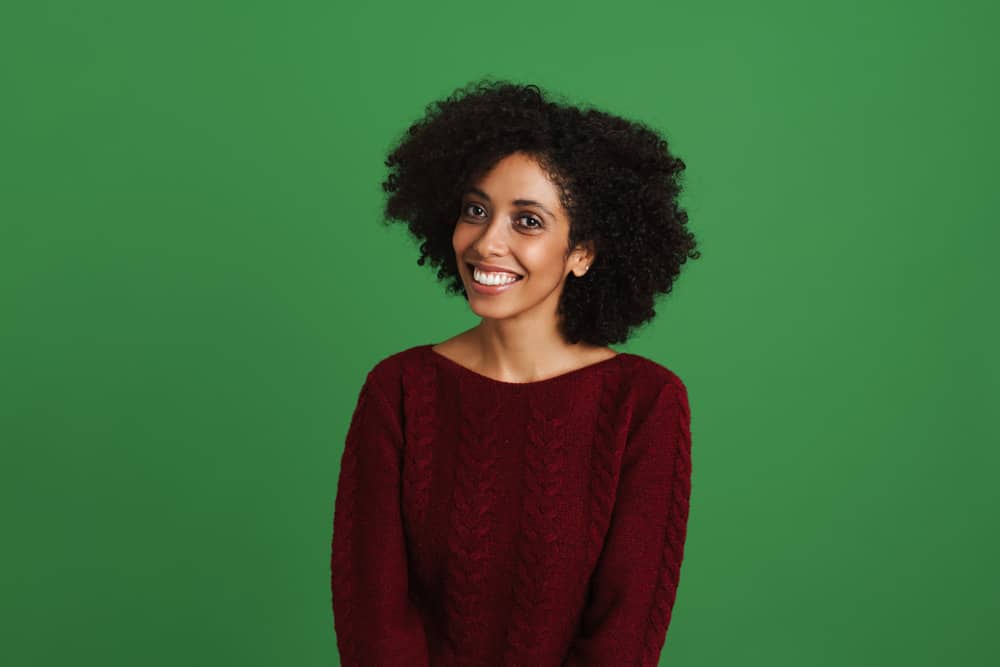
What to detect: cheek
<box><xmin>452</xmin><ymin>225</ymin><xmax>467</xmax><ymax>253</ymax></box>
<box><xmin>521</xmin><ymin>246</ymin><xmax>565</xmax><ymax>277</ymax></box>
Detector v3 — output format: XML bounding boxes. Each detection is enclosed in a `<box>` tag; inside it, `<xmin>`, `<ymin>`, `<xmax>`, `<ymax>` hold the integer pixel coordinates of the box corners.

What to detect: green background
<box><xmin>2</xmin><ymin>1</ymin><xmax>997</xmax><ymax>665</ymax></box>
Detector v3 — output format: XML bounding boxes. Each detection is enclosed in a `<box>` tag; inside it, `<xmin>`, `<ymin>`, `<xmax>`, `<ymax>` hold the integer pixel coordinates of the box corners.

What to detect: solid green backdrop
<box><xmin>1</xmin><ymin>0</ymin><xmax>997</xmax><ymax>665</ymax></box>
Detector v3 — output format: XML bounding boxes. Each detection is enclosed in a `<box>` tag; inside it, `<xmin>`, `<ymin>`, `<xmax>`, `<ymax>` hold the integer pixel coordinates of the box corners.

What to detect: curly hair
<box><xmin>381</xmin><ymin>77</ymin><xmax>701</xmax><ymax>347</ymax></box>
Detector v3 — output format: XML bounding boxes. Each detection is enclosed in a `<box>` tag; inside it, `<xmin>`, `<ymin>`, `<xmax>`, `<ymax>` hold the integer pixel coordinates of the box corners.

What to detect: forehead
<box><xmin>468</xmin><ymin>153</ymin><xmax>563</xmax><ymax>213</ymax></box>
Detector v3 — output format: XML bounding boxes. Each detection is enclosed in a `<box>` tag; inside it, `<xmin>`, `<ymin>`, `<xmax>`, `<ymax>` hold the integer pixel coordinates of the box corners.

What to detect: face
<box><xmin>452</xmin><ymin>151</ymin><xmax>594</xmax><ymax>325</ymax></box>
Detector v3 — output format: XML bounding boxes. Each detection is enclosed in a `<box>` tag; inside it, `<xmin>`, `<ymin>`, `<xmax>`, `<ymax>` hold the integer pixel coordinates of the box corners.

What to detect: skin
<box><xmin>432</xmin><ymin>151</ymin><xmax>617</xmax><ymax>384</ymax></box>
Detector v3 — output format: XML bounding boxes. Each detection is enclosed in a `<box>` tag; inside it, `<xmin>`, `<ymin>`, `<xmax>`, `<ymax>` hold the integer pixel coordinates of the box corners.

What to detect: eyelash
<box><xmin>463</xmin><ymin>203</ymin><xmax>544</xmax><ymax>230</ymax></box>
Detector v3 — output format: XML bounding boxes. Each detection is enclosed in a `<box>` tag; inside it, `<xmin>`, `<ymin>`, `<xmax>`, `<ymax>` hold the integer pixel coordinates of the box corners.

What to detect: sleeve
<box><xmin>563</xmin><ymin>377</ymin><xmax>693</xmax><ymax>667</ymax></box>
<box><xmin>330</xmin><ymin>371</ymin><xmax>430</xmax><ymax>667</ymax></box>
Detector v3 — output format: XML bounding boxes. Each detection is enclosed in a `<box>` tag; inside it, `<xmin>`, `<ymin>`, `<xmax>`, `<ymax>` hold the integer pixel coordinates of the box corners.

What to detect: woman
<box><xmin>331</xmin><ymin>79</ymin><xmax>700</xmax><ymax>666</ymax></box>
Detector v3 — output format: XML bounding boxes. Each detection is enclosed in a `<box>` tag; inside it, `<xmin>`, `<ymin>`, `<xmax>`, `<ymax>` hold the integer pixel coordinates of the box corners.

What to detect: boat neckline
<box><xmin>423</xmin><ymin>343</ymin><xmax>627</xmax><ymax>388</ymax></box>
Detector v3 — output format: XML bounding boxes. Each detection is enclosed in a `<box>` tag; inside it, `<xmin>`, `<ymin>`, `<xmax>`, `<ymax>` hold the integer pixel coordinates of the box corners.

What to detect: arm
<box><xmin>563</xmin><ymin>377</ymin><xmax>693</xmax><ymax>667</ymax></box>
<box><xmin>330</xmin><ymin>372</ymin><xmax>430</xmax><ymax>667</ymax></box>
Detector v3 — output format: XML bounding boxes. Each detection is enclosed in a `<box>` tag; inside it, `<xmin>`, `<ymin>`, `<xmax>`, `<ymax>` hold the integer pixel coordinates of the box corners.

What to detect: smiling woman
<box><xmin>330</xmin><ymin>78</ymin><xmax>701</xmax><ymax>667</ymax></box>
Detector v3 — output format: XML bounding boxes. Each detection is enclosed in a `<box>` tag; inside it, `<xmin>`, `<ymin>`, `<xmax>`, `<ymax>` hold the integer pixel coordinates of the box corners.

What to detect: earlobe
<box><xmin>576</xmin><ymin>243</ymin><xmax>595</xmax><ymax>277</ymax></box>
<box><xmin>566</xmin><ymin>240</ymin><xmax>596</xmax><ymax>278</ymax></box>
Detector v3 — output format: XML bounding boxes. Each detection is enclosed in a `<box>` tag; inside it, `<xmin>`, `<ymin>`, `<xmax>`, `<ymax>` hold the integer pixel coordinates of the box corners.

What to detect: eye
<box><xmin>463</xmin><ymin>203</ymin><xmax>486</xmax><ymax>218</ymax></box>
<box><xmin>517</xmin><ymin>214</ymin><xmax>543</xmax><ymax>230</ymax></box>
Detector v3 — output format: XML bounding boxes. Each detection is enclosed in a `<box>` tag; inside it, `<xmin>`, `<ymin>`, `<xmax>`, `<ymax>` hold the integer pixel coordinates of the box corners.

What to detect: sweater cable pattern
<box><xmin>331</xmin><ymin>345</ymin><xmax>694</xmax><ymax>667</ymax></box>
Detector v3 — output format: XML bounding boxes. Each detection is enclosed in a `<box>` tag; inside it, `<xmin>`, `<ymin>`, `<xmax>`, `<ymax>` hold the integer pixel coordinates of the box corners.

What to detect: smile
<box><xmin>467</xmin><ymin>263</ymin><xmax>523</xmax><ymax>294</ymax></box>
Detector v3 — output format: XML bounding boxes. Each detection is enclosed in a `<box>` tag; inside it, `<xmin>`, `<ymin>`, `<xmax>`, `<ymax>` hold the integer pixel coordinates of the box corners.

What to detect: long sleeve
<box><xmin>330</xmin><ymin>371</ymin><xmax>430</xmax><ymax>667</ymax></box>
<box><xmin>563</xmin><ymin>377</ymin><xmax>693</xmax><ymax>667</ymax></box>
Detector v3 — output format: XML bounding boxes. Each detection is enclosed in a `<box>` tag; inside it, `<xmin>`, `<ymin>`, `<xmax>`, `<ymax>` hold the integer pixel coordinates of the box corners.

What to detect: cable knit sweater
<box><xmin>330</xmin><ymin>343</ymin><xmax>693</xmax><ymax>667</ymax></box>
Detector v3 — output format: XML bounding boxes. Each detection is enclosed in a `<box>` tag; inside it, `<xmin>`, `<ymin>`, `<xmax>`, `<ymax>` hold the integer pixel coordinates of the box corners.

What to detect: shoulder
<box><xmin>366</xmin><ymin>344</ymin><xmax>428</xmax><ymax>377</ymax></box>
<box><xmin>620</xmin><ymin>352</ymin><xmax>688</xmax><ymax>397</ymax></box>
<box><xmin>618</xmin><ymin>352</ymin><xmax>691</xmax><ymax>423</ymax></box>
<box><xmin>359</xmin><ymin>344</ymin><xmax>433</xmax><ymax>404</ymax></box>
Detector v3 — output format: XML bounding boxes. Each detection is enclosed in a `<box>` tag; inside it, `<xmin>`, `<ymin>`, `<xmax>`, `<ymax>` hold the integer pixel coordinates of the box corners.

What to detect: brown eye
<box><xmin>518</xmin><ymin>215</ymin><xmax>543</xmax><ymax>230</ymax></box>
<box><xmin>464</xmin><ymin>203</ymin><xmax>486</xmax><ymax>217</ymax></box>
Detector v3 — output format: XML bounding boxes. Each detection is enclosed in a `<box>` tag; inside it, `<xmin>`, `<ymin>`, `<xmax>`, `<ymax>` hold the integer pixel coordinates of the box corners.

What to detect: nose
<box><xmin>471</xmin><ymin>216</ymin><xmax>510</xmax><ymax>258</ymax></box>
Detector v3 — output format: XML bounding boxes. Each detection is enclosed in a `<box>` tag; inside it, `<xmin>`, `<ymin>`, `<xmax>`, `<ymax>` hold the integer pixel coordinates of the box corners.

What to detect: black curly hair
<box><xmin>381</xmin><ymin>78</ymin><xmax>700</xmax><ymax>347</ymax></box>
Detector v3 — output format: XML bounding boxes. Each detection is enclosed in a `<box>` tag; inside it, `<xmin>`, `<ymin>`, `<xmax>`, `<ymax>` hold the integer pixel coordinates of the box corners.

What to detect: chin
<box><xmin>467</xmin><ymin>302</ymin><xmax>513</xmax><ymax>319</ymax></box>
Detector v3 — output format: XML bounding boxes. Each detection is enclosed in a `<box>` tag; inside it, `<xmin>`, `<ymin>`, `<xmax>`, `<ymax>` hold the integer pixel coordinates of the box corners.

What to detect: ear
<box><xmin>570</xmin><ymin>240</ymin><xmax>596</xmax><ymax>278</ymax></box>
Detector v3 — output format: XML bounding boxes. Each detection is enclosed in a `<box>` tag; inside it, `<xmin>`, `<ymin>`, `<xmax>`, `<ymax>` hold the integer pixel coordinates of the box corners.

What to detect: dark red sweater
<box><xmin>330</xmin><ymin>344</ymin><xmax>693</xmax><ymax>666</ymax></box>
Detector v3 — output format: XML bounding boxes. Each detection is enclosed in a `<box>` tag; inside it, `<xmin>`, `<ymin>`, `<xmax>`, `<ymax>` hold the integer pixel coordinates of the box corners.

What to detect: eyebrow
<box><xmin>464</xmin><ymin>187</ymin><xmax>556</xmax><ymax>219</ymax></box>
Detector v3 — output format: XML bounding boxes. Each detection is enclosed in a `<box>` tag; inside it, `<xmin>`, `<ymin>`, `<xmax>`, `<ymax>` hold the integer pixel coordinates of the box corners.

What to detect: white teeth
<box><xmin>473</xmin><ymin>267</ymin><xmax>520</xmax><ymax>286</ymax></box>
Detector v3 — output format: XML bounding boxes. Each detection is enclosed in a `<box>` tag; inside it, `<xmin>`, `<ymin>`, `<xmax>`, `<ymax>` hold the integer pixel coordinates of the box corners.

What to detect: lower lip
<box><xmin>468</xmin><ymin>268</ymin><xmax>523</xmax><ymax>295</ymax></box>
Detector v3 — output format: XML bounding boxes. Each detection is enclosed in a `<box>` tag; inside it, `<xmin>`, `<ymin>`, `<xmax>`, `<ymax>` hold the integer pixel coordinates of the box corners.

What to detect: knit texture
<box><xmin>331</xmin><ymin>344</ymin><xmax>693</xmax><ymax>666</ymax></box>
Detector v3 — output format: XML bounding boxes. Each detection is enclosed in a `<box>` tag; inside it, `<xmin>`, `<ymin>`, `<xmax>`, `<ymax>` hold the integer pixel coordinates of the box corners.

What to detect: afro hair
<box><xmin>381</xmin><ymin>77</ymin><xmax>700</xmax><ymax>347</ymax></box>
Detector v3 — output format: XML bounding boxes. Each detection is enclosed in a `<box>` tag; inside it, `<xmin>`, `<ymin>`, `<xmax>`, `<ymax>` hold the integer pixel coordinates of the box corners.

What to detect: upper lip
<box><xmin>468</xmin><ymin>262</ymin><xmax>523</xmax><ymax>277</ymax></box>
